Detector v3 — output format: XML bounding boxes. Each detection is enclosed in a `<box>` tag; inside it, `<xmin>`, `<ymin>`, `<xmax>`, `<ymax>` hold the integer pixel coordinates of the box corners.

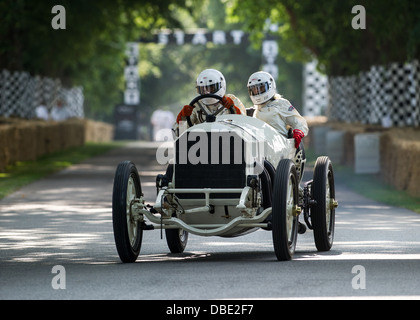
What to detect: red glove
<box><xmin>221</xmin><ymin>96</ymin><xmax>241</xmax><ymax>114</ymax></box>
<box><xmin>176</xmin><ymin>105</ymin><xmax>194</xmax><ymax>124</ymax></box>
<box><xmin>231</xmin><ymin>106</ymin><xmax>242</xmax><ymax>114</ymax></box>
<box><xmin>293</xmin><ymin>129</ymin><xmax>304</xmax><ymax>148</ymax></box>
<box><xmin>221</xmin><ymin>96</ymin><xmax>234</xmax><ymax>109</ymax></box>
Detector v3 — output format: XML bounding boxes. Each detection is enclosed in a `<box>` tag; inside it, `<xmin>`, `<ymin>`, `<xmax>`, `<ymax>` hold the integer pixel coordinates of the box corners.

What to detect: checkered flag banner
<box><xmin>303</xmin><ymin>61</ymin><xmax>329</xmax><ymax>117</ymax></box>
<box><xmin>0</xmin><ymin>69</ymin><xmax>84</xmax><ymax>119</ymax></box>
<box><xmin>0</xmin><ymin>70</ymin><xmax>35</xmax><ymax>118</ymax></box>
<box><xmin>327</xmin><ymin>60</ymin><xmax>420</xmax><ymax>127</ymax></box>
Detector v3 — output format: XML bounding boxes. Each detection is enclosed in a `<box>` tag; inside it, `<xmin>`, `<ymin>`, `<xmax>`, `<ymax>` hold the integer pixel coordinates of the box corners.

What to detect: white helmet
<box><xmin>196</xmin><ymin>69</ymin><xmax>226</xmax><ymax>105</ymax></box>
<box><xmin>247</xmin><ymin>71</ymin><xmax>276</xmax><ymax>105</ymax></box>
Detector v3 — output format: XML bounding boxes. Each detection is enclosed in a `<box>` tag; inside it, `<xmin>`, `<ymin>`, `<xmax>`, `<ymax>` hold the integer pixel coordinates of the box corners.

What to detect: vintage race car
<box><xmin>112</xmin><ymin>94</ymin><xmax>338</xmax><ymax>262</ymax></box>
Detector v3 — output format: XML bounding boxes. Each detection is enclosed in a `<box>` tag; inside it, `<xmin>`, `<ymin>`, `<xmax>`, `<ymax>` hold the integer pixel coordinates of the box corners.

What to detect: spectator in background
<box><xmin>35</xmin><ymin>102</ymin><xmax>49</xmax><ymax>120</ymax></box>
<box><xmin>151</xmin><ymin>109</ymin><xmax>175</xmax><ymax>141</ymax></box>
<box><xmin>51</xmin><ymin>99</ymin><xmax>69</xmax><ymax>121</ymax></box>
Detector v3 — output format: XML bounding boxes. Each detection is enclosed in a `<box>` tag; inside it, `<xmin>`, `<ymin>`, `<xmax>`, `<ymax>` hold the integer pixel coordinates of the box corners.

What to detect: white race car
<box><xmin>112</xmin><ymin>94</ymin><xmax>338</xmax><ymax>262</ymax></box>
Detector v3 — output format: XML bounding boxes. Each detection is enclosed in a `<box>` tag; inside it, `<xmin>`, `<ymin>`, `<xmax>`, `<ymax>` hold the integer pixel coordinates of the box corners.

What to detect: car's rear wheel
<box><xmin>312</xmin><ymin>156</ymin><xmax>336</xmax><ymax>251</ymax></box>
<box><xmin>272</xmin><ymin>159</ymin><xmax>299</xmax><ymax>261</ymax></box>
<box><xmin>112</xmin><ymin>161</ymin><xmax>143</xmax><ymax>263</ymax></box>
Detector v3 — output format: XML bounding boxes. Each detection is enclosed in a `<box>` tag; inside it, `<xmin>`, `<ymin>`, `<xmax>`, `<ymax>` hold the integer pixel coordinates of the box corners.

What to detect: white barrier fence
<box><xmin>2</xmin><ymin>58</ymin><xmax>419</xmax><ymax>126</ymax></box>
<box><xmin>326</xmin><ymin>60</ymin><xmax>420</xmax><ymax>127</ymax></box>
<box><xmin>0</xmin><ymin>69</ymin><xmax>84</xmax><ymax>119</ymax></box>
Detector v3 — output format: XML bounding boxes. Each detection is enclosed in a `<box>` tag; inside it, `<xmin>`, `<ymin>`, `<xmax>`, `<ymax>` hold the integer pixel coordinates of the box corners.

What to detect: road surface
<box><xmin>1</xmin><ymin>141</ymin><xmax>420</xmax><ymax>301</ymax></box>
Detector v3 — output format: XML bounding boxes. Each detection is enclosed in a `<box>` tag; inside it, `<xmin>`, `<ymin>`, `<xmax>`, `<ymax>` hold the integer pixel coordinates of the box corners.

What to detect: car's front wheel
<box><xmin>112</xmin><ymin>161</ymin><xmax>143</xmax><ymax>263</ymax></box>
<box><xmin>272</xmin><ymin>159</ymin><xmax>299</xmax><ymax>261</ymax></box>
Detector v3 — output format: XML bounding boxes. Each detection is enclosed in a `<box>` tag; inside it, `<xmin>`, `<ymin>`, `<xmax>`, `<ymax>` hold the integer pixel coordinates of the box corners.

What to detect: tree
<box><xmin>138</xmin><ymin>0</ymin><xmax>304</xmax><ymax>118</ymax></box>
<box><xmin>0</xmin><ymin>0</ymin><xmax>193</xmax><ymax>121</ymax></box>
<box><xmin>226</xmin><ymin>0</ymin><xmax>420</xmax><ymax>76</ymax></box>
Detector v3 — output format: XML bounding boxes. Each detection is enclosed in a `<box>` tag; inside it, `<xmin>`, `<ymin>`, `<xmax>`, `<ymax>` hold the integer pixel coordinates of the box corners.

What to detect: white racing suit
<box><xmin>253</xmin><ymin>93</ymin><xmax>308</xmax><ymax>183</ymax></box>
<box><xmin>253</xmin><ymin>94</ymin><xmax>308</xmax><ymax>138</ymax></box>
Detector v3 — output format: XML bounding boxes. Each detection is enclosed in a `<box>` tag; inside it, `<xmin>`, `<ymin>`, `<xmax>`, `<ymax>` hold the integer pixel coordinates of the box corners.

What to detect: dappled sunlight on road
<box><xmin>0</xmin><ymin>187</ymin><xmax>116</xmax><ymax>264</ymax></box>
<box><xmin>0</xmin><ymin>143</ymin><xmax>164</xmax><ymax>267</ymax></box>
<box><xmin>0</xmin><ymin>227</ymin><xmax>111</xmax><ymax>263</ymax></box>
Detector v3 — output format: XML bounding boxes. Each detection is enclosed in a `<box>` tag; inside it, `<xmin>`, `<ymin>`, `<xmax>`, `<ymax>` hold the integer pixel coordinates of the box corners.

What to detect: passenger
<box><xmin>247</xmin><ymin>71</ymin><xmax>308</xmax><ymax>234</ymax></box>
<box><xmin>246</xmin><ymin>71</ymin><xmax>308</xmax><ymax>149</ymax></box>
<box><xmin>174</xmin><ymin>69</ymin><xmax>245</xmax><ymax>136</ymax></box>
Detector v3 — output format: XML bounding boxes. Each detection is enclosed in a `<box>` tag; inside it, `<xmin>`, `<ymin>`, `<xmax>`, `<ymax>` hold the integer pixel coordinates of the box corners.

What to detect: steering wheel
<box><xmin>186</xmin><ymin>94</ymin><xmax>235</xmax><ymax>126</ymax></box>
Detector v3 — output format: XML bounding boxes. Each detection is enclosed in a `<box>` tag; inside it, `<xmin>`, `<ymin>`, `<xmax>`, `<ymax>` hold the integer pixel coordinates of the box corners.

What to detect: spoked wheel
<box><xmin>112</xmin><ymin>161</ymin><xmax>143</xmax><ymax>263</ymax></box>
<box><xmin>166</xmin><ymin>228</ymin><xmax>188</xmax><ymax>253</ymax></box>
<box><xmin>312</xmin><ymin>156</ymin><xmax>337</xmax><ymax>251</ymax></box>
<box><xmin>272</xmin><ymin>159</ymin><xmax>299</xmax><ymax>261</ymax></box>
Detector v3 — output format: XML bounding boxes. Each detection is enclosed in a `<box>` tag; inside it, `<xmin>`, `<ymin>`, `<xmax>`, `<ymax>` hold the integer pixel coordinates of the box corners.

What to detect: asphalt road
<box><xmin>1</xmin><ymin>141</ymin><xmax>420</xmax><ymax>300</ymax></box>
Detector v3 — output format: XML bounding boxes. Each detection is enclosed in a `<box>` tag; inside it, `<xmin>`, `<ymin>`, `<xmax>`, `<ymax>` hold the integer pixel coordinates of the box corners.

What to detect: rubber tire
<box><xmin>272</xmin><ymin>159</ymin><xmax>299</xmax><ymax>261</ymax></box>
<box><xmin>112</xmin><ymin>161</ymin><xmax>143</xmax><ymax>263</ymax></box>
<box><xmin>165</xmin><ymin>228</ymin><xmax>188</xmax><ymax>253</ymax></box>
<box><xmin>312</xmin><ymin>156</ymin><xmax>336</xmax><ymax>252</ymax></box>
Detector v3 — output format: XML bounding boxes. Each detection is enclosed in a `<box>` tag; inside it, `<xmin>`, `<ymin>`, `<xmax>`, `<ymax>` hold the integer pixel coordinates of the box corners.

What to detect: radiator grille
<box><xmin>175</xmin><ymin>131</ymin><xmax>246</xmax><ymax>199</ymax></box>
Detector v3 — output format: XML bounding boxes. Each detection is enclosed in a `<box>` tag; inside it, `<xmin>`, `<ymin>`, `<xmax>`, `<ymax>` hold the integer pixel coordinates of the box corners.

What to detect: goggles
<box><xmin>197</xmin><ymin>82</ymin><xmax>222</xmax><ymax>95</ymax></box>
<box><xmin>248</xmin><ymin>82</ymin><xmax>269</xmax><ymax>96</ymax></box>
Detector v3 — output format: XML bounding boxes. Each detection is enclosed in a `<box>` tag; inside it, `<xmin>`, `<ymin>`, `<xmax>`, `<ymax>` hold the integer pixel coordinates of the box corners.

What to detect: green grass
<box><xmin>305</xmin><ymin>147</ymin><xmax>420</xmax><ymax>214</ymax></box>
<box><xmin>0</xmin><ymin>142</ymin><xmax>125</xmax><ymax>200</ymax></box>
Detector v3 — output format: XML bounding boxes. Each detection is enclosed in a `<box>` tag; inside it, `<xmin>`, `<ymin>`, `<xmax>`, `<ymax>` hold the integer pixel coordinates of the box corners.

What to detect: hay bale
<box><xmin>34</xmin><ymin>121</ymin><xmax>50</xmax><ymax>157</ymax></box>
<box><xmin>84</xmin><ymin>119</ymin><xmax>114</xmax><ymax>142</ymax></box>
<box><xmin>0</xmin><ymin>118</ymin><xmax>113</xmax><ymax>172</ymax></box>
<box><xmin>14</xmin><ymin>122</ymin><xmax>38</xmax><ymax>162</ymax></box>
<box><xmin>5</xmin><ymin>125</ymin><xmax>18</xmax><ymax>165</ymax></box>
<box><xmin>45</xmin><ymin>122</ymin><xmax>61</xmax><ymax>154</ymax></box>
<box><xmin>66</xmin><ymin>119</ymin><xmax>84</xmax><ymax>147</ymax></box>
<box><xmin>406</xmin><ymin>151</ymin><xmax>420</xmax><ymax>197</ymax></box>
<box><xmin>0</xmin><ymin>125</ymin><xmax>14</xmax><ymax>171</ymax></box>
<box><xmin>381</xmin><ymin>128</ymin><xmax>420</xmax><ymax>197</ymax></box>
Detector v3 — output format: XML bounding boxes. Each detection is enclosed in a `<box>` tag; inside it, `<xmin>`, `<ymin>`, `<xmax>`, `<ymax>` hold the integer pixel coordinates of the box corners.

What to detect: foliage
<box><xmin>139</xmin><ymin>0</ymin><xmax>304</xmax><ymax>119</ymax></box>
<box><xmin>139</xmin><ymin>41</ymin><xmax>263</xmax><ymax>116</ymax></box>
<box><xmin>0</xmin><ymin>0</ymin><xmax>307</xmax><ymax>121</ymax></box>
<box><xmin>0</xmin><ymin>0</ymin><xmax>192</xmax><ymax>121</ymax></box>
<box><xmin>226</xmin><ymin>0</ymin><xmax>420</xmax><ymax>76</ymax></box>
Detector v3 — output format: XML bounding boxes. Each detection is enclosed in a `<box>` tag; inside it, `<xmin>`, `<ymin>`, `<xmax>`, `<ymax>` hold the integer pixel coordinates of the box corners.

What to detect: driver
<box><xmin>246</xmin><ymin>71</ymin><xmax>308</xmax><ymax>149</ymax></box>
<box><xmin>174</xmin><ymin>69</ymin><xmax>245</xmax><ymax>136</ymax></box>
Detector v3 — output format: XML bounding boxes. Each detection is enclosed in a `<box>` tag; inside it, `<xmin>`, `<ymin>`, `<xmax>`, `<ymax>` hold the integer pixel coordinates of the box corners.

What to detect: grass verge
<box><xmin>305</xmin><ymin>147</ymin><xmax>420</xmax><ymax>214</ymax></box>
<box><xmin>0</xmin><ymin>141</ymin><xmax>125</xmax><ymax>200</ymax></box>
